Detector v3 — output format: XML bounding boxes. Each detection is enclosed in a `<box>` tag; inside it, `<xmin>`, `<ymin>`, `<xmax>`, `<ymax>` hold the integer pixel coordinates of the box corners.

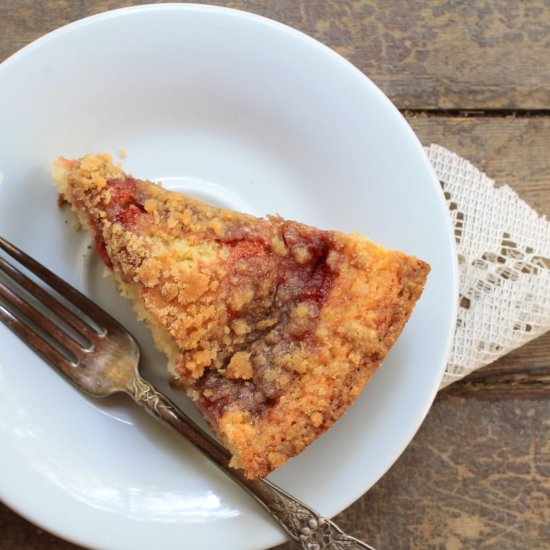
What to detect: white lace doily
<box><xmin>425</xmin><ymin>145</ymin><xmax>550</xmax><ymax>388</ymax></box>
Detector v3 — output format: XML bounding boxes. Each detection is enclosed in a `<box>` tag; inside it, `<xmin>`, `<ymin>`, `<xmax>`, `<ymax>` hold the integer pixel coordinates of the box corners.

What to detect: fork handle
<box><xmin>126</xmin><ymin>376</ymin><xmax>374</xmax><ymax>550</ymax></box>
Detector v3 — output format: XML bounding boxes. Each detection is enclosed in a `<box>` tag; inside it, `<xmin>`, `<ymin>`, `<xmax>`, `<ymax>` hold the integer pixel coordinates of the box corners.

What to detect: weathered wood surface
<box><xmin>1</xmin><ymin>1</ymin><xmax>549</xmax><ymax>549</ymax></box>
<box><xmin>272</xmin><ymin>116</ymin><xmax>550</xmax><ymax>550</ymax></box>
<box><xmin>409</xmin><ymin>116</ymin><xmax>550</xmax><ymax>218</ymax></box>
<box><xmin>1</xmin><ymin>0</ymin><xmax>550</xmax><ymax>110</ymax></box>
<box><xmin>274</xmin><ymin>396</ymin><xmax>550</xmax><ymax>550</ymax></box>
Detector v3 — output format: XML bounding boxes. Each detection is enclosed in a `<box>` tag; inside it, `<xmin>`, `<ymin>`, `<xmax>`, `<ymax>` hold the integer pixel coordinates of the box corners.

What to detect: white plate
<box><xmin>0</xmin><ymin>5</ymin><xmax>457</xmax><ymax>550</ymax></box>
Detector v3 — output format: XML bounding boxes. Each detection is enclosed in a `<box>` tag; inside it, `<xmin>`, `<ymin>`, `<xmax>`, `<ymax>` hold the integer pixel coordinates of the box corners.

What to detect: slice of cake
<box><xmin>52</xmin><ymin>154</ymin><xmax>429</xmax><ymax>479</ymax></box>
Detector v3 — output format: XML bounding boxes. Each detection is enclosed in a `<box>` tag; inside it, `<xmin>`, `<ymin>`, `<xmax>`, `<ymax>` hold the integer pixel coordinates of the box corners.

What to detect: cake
<box><xmin>52</xmin><ymin>154</ymin><xmax>430</xmax><ymax>479</ymax></box>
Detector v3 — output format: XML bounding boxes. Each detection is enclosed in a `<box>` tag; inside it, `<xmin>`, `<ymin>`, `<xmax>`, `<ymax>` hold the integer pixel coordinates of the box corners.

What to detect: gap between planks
<box><xmin>402</xmin><ymin>109</ymin><xmax>550</xmax><ymax>119</ymax></box>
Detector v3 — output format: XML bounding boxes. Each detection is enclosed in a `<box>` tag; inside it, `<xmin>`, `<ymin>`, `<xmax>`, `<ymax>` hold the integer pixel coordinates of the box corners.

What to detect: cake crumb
<box><xmin>310</xmin><ymin>412</ymin><xmax>323</xmax><ymax>428</ymax></box>
<box><xmin>225</xmin><ymin>351</ymin><xmax>253</xmax><ymax>379</ymax></box>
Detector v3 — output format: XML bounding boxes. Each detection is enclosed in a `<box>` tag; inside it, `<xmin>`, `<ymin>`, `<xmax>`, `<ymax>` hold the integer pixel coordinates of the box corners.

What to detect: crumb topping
<box><xmin>52</xmin><ymin>153</ymin><xmax>430</xmax><ymax>479</ymax></box>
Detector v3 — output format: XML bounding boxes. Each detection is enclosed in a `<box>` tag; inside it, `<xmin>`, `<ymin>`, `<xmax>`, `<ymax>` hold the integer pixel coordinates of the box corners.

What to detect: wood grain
<box><xmin>0</xmin><ymin>1</ymin><xmax>549</xmax><ymax>549</ymax></box>
<box><xmin>273</xmin><ymin>393</ymin><xmax>550</xmax><ymax>550</ymax></box>
<box><xmin>408</xmin><ymin>115</ymin><xmax>550</xmax><ymax>218</ymax></box>
<box><xmin>1</xmin><ymin>0</ymin><xmax>550</xmax><ymax>109</ymax></box>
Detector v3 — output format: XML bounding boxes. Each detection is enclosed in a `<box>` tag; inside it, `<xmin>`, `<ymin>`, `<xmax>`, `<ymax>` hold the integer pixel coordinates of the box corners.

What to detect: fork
<box><xmin>0</xmin><ymin>235</ymin><xmax>375</xmax><ymax>550</ymax></box>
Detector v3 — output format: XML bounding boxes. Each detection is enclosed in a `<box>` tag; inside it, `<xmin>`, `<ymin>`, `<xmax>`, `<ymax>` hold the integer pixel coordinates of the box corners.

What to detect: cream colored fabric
<box><xmin>425</xmin><ymin>145</ymin><xmax>550</xmax><ymax>387</ymax></box>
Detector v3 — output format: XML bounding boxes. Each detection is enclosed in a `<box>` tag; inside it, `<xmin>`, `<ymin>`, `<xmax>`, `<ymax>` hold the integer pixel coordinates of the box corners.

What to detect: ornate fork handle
<box><xmin>126</xmin><ymin>375</ymin><xmax>375</xmax><ymax>550</ymax></box>
<box><xmin>245</xmin><ymin>479</ymin><xmax>375</xmax><ymax>550</ymax></box>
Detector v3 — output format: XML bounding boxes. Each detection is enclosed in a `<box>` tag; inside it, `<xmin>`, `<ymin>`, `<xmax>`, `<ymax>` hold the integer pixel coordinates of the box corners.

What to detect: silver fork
<box><xmin>0</xmin><ymin>235</ymin><xmax>375</xmax><ymax>550</ymax></box>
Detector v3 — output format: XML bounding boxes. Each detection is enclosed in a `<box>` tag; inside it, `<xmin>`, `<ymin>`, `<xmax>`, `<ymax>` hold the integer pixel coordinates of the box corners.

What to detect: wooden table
<box><xmin>1</xmin><ymin>2</ymin><xmax>549</xmax><ymax>549</ymax></box>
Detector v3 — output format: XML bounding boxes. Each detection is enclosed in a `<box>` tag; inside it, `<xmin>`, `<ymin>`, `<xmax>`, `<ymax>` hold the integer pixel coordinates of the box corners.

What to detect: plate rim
<box><xmin>0</xmin><ymin>3</ymin><xmax>459</xmax><ymax>549</ymax></box>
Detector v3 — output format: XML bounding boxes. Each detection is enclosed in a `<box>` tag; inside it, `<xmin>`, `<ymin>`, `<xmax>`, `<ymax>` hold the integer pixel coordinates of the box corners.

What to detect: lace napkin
<box><xmin>425</xmin><ymin>145</ymin><xmax>550</xmax><ymax>388</ymax></box>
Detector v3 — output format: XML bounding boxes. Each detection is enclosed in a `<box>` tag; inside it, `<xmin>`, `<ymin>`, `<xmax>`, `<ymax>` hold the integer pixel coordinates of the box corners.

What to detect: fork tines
<box><xmin>0</xmin><ymin>236</ymin><xmax>109</xmax><ymax>369</ymax></box>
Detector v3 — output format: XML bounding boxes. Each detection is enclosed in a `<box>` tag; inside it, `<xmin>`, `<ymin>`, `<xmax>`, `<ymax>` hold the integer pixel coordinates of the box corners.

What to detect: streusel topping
<box><xmin>52</xmin><ymin>154</ymin><xmax>429</xmax><ymax>478</ymax></box>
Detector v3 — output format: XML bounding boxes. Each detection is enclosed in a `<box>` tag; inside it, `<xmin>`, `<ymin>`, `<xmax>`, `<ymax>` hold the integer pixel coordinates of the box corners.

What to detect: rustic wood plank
<box><xmin>444</xmin><ymin>331</ymin><xmax>550</xmax><ymax>397</ymax></box>
<box><xmin>407</xmin><ymin>115</ymin><xmax>550</xmax><ymax>218</ymax></box>
<box><xmin>0</xmin><ymin>505</ymin><xmax>77</xmax><ymax>549</ymax></box>
<box><xmin>1</xmin><ymin>0</ymin><xmax>550</xmax><ymax>110</ymax></box>
<box><xmin>273</xmin><ymin>394</ymin><xmax>550</xmax><ymax>550</ymax></box>
<box><xmin>441</xmin><ymin>337</ymin><xmax>550</xmax><ymax>399</ymax></box>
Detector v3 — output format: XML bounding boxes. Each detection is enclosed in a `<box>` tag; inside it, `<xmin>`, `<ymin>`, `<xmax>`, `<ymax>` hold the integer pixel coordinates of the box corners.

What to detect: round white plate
<box><xmin>0</xmin><ymin>5</ymin><xmax>457</xmax><ymax>550</ymax></box>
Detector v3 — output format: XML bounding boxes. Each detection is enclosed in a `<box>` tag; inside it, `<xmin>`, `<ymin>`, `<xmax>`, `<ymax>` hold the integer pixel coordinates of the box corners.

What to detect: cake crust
<box><xmin>52</xmin><ymin>154</ymin><xmax>430</xmax><ymax>479</ymax></box>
